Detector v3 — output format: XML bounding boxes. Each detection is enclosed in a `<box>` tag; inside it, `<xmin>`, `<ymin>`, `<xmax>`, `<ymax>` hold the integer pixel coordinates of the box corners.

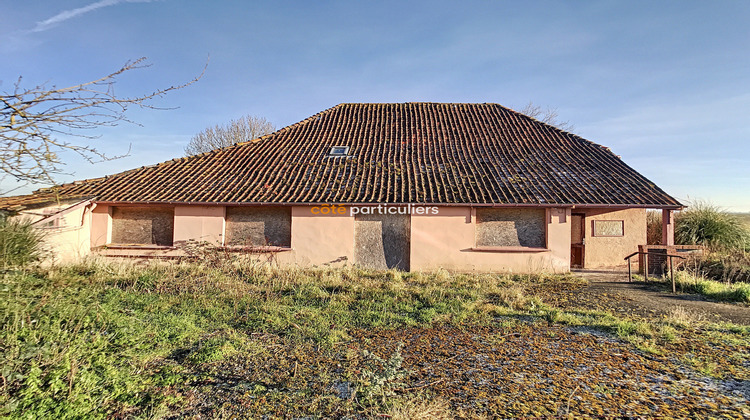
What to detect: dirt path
<box><xmin>560</xmin><ymin>271</ymin><xmax>750</xmax><ymax>325</ymax></box>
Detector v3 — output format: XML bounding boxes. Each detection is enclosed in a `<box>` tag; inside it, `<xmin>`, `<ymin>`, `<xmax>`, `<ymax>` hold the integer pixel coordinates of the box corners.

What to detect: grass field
<box><xmin>732</xmin><ymin>212</ymin><xmax>750</xmax><ymax>228</ymax></box>
<box><xmin>2</xmin><ymin>261</ymin><xmax>749</xmax><ymax>418</ymax></box>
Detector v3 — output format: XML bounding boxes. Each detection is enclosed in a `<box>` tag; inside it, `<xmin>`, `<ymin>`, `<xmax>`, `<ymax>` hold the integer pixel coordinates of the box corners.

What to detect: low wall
<box><xmin>637</xmin><ymin>244</ymin><xmax>704</xmax><ymax>275</ymax></box>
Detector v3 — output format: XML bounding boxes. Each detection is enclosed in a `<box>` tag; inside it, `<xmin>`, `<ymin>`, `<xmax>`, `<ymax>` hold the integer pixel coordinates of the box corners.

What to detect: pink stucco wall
<box><xmin>410</xmin><ymin>206</ymin><xmax>571</xmax><ymax>273</ymax></box>
<box><xmin>577</xmin><ymin>207</ymin><xmax>646</xmax><ymax>269</ymax></box>
<box><xmin>173</xmin><ymin>206</ymin><xmax>225</xmax><ymax>245</ymax></box>
<box><xmin>285</xmin><ymin>206</ymin><xmax>354</xmax><ymax>266</ymax></box>
<box><xmin>76</xmin><ymin>203</ymin><xmax>650</xmax><ymax>272</ymax></box>
<box><xmin>90</xmin><ymin>204</ymin><xmax>111</xmax><ymax>247</ymax></box>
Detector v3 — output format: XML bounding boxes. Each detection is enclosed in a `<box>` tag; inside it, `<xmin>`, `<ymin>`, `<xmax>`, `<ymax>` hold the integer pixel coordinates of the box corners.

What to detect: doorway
<box><xmin>571</xmin><ymin>213</ymin><xmax>585</xmax><ymax>268</ymax></box>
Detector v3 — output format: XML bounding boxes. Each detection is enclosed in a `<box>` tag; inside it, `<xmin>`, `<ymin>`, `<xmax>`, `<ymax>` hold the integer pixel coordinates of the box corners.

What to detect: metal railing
<box><xmin>624</xmin><ymin>251</ymin><xmax>686</xmax><ymax>293</ymax></box>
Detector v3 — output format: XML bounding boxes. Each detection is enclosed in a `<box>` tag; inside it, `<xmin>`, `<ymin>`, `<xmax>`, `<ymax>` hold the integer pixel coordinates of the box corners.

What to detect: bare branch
<box><xmin>0</xmin><ymin>57</ymin><xmax>206</xmax><ymax>186</ymax></box>
<box><xmin>185</xmin><ymin>115</ymin><xmax>276</xmax><ymax>156</ymax></box>
<box><xmin>519</xmin><ymin>101</ymin><xmax>575</xmax><ymax>133</ymax></box>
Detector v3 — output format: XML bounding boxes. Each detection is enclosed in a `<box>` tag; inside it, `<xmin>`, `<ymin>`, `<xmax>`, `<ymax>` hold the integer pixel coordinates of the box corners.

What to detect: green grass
<box><xmin>1</xmin><ymin>260</ymin><xmax>748</xmax><ymax>417</ymax></box>
<box><xmin>638</xmin><ymin>269</ymin><xmax>750</xmax><ymax>303</ymax></box>
<box><xmin>0</xmin><ymin>218</ymin><xmax>45</xmax><ymax>269</ymax></box>
<box><xmin>1</xmin><ymin>261</ymin><xmax>554</xmax><ymax>417</ymax></box>
<box><xmin>670</xmin><ymin>270</ymin><xmax>750</xmax><ymax>303</ymax></box>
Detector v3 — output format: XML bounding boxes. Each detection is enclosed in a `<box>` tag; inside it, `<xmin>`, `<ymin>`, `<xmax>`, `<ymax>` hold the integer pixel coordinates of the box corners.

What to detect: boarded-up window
<box><xmin>111</xmin><ymin>207</ymin><xmax>174</xmax><ymax>246</ymax></box>
<box><xmin>225</xmin><ymin>207</ymin><xmax>291</xmax><ymax>247</ymax></box>
<box><xmin>592</xmin><ymin>220</ymin><xmax>624</xmax><ymax>237</ymax></box>
<box><xmin>476</xmin><ymin>208</ymin><xmax>545</xmax><ymax>248</ymax></box>
<box><xmin>354</xmin><ymin>213</ymin><xmax>410</xmax><ymax>271</ymax></box>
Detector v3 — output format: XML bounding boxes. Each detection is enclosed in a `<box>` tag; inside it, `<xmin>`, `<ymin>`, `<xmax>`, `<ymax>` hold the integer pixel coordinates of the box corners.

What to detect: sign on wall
<box><xmin>592</xmin><ymin>220</ymin><xmax>624</xmax><ymax>237</ymax></box>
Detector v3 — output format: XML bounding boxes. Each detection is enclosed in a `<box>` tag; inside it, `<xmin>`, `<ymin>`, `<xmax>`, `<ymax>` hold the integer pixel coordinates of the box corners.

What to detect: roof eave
<box><xmin>91</xmin><ymin>200</ymin><xmax>684</xmax><ymax>210</ymax></box>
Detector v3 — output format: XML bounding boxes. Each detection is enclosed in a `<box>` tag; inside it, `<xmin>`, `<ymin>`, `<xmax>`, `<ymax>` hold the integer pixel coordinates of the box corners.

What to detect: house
<box><xmin>0</xmin><ymin>103</ymin><xmax>681</xmax><ymax>272</ymax></box>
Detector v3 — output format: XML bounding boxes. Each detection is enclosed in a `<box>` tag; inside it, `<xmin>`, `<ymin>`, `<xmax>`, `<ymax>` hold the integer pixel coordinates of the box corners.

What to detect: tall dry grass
<box><xmin>675</xmin><ymin>201</ymin><xmax>750</xmax><ymax>252</ymax></box>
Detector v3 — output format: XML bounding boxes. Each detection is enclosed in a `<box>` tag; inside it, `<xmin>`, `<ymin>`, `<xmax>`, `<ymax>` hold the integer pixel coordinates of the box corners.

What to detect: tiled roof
<box><xmin>0</xmin><ymin>103</ymin><xmax>681</xmax><ymax>209</ymax></box>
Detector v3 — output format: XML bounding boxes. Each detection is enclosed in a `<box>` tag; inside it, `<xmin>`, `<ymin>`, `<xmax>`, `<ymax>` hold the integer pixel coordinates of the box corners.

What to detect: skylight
<box><xmin>329</xmin><ymin>146</ymin><xmax>349</xmax><ymax>156</ymax></box>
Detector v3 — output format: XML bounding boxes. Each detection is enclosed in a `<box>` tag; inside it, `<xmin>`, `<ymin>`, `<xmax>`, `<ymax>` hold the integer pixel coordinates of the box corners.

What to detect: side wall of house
<box><xmin>13</xmin><ymin>203</ymin><xmax>93</xmax><ymax>263</ymax></box>
<box><xmin>578</xmin><ymin>208</ymin><xmax>646</xmax><ymax>268</ymax></box>
<box><xmin>410</xmin><ymin>206</ymin><xmax>571</xmax><ymax>273</ymax></box>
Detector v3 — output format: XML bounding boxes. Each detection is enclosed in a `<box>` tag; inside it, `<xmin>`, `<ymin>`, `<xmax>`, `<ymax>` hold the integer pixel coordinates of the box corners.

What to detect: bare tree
<box><xmin>185</xmin><ymin>115</ymin><xmax>276</xmax><ymax>156</ymax></box>
<box><xmin>519</xmin><ymin>102</ymin><xmax>575</xmax><ymax>132</ymax></box>
<box><xmin>0</xmin><ymin>57</ymin><xmax>204</xmax><ymax>186</ymax></box>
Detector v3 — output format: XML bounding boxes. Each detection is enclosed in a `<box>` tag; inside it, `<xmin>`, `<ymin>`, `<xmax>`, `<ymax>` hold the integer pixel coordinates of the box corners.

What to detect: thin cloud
<box><xmin>32</xmin><ymin>0</ymin><xmax>156</xmax><ymax>33</ymax></box>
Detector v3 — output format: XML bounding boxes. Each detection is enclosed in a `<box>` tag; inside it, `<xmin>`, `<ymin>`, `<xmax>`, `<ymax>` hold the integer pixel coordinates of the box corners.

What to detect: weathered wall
<box><xmin>111</xmin><ymin>206</ymin><xmax>174</xmax><ymax>246</ymax></box>
<box><xmin>354</xmin><ymin>213</ymin><xmax>410</xmax><ymax>270</ymax></box>
<box><xmin>174</xmin><ymin>206</ymin><xmax>225</xmax><ymax>245</ymax></box>
<box><xmin>579</xmin><ymin>208</ymin><xmax>646</xmax><ymax>268</ymax></box>
<box><xmin>225</xmin><ymin>206</ymin><xmax>291</xmax><ymax>247</ymax></box>
<box><xmin>79</xmin><ymin>202</ymin><xmax>645</xmax><ymax>273</ymax></box>
<box><xmin>410</xmin><ymin>206</ymin><xmax>570</xmax><ymax>273</ymax></box>
<box><xmin>14</xmin><ymin>202</ymin><xmax>93</xmax><ymax>263</ymax></box>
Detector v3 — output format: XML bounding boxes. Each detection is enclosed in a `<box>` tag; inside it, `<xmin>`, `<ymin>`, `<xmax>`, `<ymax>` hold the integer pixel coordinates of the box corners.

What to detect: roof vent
<box><xmin>329</xmin><ymin>146</ymin><xmax>350</xmax><ymax>157</ymax></box>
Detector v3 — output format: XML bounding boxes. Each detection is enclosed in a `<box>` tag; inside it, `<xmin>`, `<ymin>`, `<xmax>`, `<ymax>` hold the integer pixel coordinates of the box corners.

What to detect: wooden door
<box><xmin>570</xmin><ymin>213</ymin><xmax>585</xmax><ymax>268</ymax></box>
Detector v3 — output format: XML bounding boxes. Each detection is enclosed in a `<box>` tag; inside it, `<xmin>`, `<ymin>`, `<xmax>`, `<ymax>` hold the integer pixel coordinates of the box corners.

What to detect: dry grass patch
<box><xmin>388</xmin><ymin>397</ymin><xmax>453</xmax><ymax>420</ymax></box>
<box><xmin>665</xmin><ymin>305</ymin><xmax>705</xmax><ymax>328</ymax></box>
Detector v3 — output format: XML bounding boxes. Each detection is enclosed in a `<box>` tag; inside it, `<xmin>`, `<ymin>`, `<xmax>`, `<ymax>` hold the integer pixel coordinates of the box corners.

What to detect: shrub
<box><xmin>675</xmin><ymin>201</ymin><xmax>750</xmax><ymax>251</ymax></box>
<box><xmin>683</xmin><ymin>251</ymin><xmax>750</xmax><ymax>283</ymax></box>
<box><xmin>0</xmin><ymin>217</ymin><xmax>44</xmax><ymax>269</ymax></box>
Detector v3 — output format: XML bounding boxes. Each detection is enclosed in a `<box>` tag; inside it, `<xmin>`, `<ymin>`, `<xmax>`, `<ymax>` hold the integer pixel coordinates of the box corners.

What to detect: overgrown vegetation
<box><xmin>0</xmin><ymin>262</ymin><xmax>532</xmax><ymax>417</ymax></box>
<box><xmin>683</xmin><ymin>251</ymin><xmax>750</xmax><ymax>284</ymax></box>
<box><xmin>668</xmin><ymin>270</ymin><xmax>750</xmax><ymax>303</ymax></box>
<box><xmin>674</xmin><ymin>201</ymin><xmax>750</xmax><ymax>251</ymax></box>
<box><xmin>1</xmin><ymin>260</ymin><xmax>748</xmax><ymax>417</ymax></box>
<box><xmin>0</xmin><ymin>217</ymin><xmax>44</xmax><ymax>269</ymax></box>
<box><xmin>649</xmin><ymin>202</ymin><xmax>750</xmax><ymax>285</ymax></box>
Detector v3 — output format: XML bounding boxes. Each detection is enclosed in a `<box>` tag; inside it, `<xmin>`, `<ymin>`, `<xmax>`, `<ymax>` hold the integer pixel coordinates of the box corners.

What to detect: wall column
<box><xmin>90</xmin><ymin>204</ymin><xmax>112</xmax><ymax>247</ymax></box>
<box><xmin>662</xmin><ymin>209</ymin><xmax>674</xmax><ymax>246</ymax></box>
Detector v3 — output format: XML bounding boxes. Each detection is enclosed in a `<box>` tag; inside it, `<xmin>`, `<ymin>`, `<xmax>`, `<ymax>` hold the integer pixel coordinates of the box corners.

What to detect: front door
<box><xmin>571</xmin><ymin>213</ymin><xmax>585</xmax><ymax>268</ymax></box>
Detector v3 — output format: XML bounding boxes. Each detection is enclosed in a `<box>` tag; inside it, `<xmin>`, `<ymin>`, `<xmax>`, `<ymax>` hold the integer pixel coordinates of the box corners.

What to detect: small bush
<box><xmin>357</xmin><ymin>343</ymin><xmax>407</xmax><ymax>405</ymax></box>
<box><xmin>675</xmin><ymin>201</ymin><xmax>750</xmax><ymax>251</ymax></box>
<box><xmin>0</xmin><ymin>217</ymin><xmax>44</xmax><ymax>269</ymax></box>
